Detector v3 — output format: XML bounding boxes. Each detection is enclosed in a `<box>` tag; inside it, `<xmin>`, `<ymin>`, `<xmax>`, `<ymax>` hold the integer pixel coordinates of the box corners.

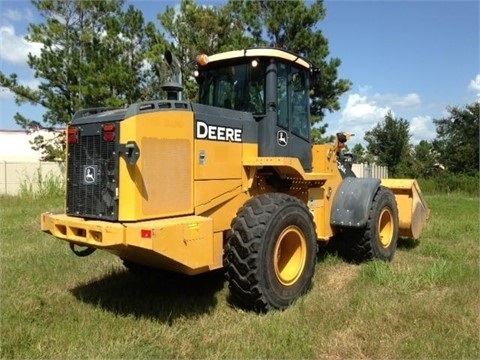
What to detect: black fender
<box><xmin>330</xmin><ymin>177</ymin><xmax>381</xmax><ymax>228</ymax></box>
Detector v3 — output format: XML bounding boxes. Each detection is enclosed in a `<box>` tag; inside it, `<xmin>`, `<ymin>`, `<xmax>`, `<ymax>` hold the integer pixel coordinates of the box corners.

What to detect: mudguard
<box><xmin>330</xmin><ymin>177</ymin><xmax>381</xmax><ymax>228</ymax></box>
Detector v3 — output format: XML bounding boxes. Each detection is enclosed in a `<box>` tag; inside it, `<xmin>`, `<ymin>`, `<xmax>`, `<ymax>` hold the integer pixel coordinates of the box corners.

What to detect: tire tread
<box><xmin>225</xmin><ymin>193</ymin><xmax>315</xmax><ymax>312</ymax></box>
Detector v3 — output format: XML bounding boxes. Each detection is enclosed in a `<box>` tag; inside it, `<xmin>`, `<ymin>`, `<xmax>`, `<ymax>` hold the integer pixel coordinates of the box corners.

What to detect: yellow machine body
<box><xmin>117</xmin><ymin>111</ymin><xmax>195</xmax><ymax>221</ymax></box>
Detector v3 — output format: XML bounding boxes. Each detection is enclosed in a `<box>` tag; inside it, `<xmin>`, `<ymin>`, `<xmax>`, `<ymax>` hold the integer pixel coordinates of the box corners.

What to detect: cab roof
<box><xmin>206</xmin><ymin>47</ymin><xmax>313</xmax><ymax>70</ymax></box>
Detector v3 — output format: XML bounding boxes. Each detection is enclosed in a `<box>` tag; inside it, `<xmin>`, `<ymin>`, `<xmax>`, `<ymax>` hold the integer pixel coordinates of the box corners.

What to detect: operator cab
<box><xmin>195</xmin><ymin>48</ymin><xmax>317</xmax><ymax>171</ymax></box>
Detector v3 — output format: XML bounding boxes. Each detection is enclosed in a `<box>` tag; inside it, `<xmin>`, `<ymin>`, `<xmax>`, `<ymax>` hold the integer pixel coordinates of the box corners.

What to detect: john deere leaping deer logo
<box><xmin>82</xmin><ymin>165</ymin><xmax>98</xmax><ymax>185</ymax></box>
<box><xmin>277</xmin><ymin>130</ymin><xmax>288</xmax><ymax>147</ymax></box>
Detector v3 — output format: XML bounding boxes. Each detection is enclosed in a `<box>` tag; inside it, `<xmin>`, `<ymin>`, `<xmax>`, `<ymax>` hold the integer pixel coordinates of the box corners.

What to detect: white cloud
<box><xmin>372</xmin><ymin>92</ymin><xmax>421</xmax><ymax>108</ymax></box>
<box><xmin>0</xmin><ymin>79</ymin><xmax>41</xmax><ymax>100</ymax></box>
<box><xmin>331</xmin><ymin>93</ymin><xmax>391</xmax><ymax>141</ymax></box>
<box><xmin>3</xmin><ymin>8</ymin><xmax>34</xmax><ymax>22</ymax></box>
<box><xmin>393</xmin><ymin>93</ymin><xmax>421</xmax><ymax>107</ymax></box>
<box><xmin>0</xmin><ymin>87</ymin><xmax>14</xmax><ymax>100</ymax></box>
<box><xmin>410</xmin><ymin>115</ymin><xmax>435</xmax><ymax>144</ymax></box>
<box><xmin>20</xmin><ymin>78</ymin><xmax>41</xmax><ymax>89</ymax></box>
<box><xmin>358</xmin><ymin>85</ymin><xmax>372</xmax><ymax>94</ymax></box>
<box><xmin>468</xmin><ymin>74</ymin><xmax>480</xmax><ymax>99</ymax></box>
<box><xmin>328</xmin><ymin>88</ymin><xmax>432</xmax><ymax>145</ymax></box>
<box><xmin>341</xmin><ymin>93</ymin><xmax>390</xmax><ymax>123</ymax></box>
<box><xmin>0</xmin><ymin>25</ymin><xmax>42</xmax><ymax>65</ymax></box>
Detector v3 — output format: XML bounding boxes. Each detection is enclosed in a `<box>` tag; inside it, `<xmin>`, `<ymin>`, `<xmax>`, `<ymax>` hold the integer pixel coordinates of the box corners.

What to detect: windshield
<box><xmin>197</xmin><ymin>61</ymin><xmax>266</xmax><ymax>114</ymax></box>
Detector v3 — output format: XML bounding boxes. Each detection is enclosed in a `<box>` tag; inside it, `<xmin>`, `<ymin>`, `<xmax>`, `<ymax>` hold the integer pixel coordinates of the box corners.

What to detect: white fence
<box><xmin>351</xmin><ymin>163</ymin><xmax>389</xmax><ymax>179</ymax></box>
<box><xmin>0</xmin><ymin>161</ymin><xmax>65</xmax><ymax>195</ymax></box>
<box><xmin>0</xmin><ymin>161</ymin><xmax>388</xmax><ymax>196</ymax></box>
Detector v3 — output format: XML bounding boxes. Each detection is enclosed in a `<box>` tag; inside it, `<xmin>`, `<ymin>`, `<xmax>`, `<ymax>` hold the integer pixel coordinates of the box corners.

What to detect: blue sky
<box><xmin>0</xmin><ymin>0</ymin><xmax>478</xmax><ymax>146</ymax></box>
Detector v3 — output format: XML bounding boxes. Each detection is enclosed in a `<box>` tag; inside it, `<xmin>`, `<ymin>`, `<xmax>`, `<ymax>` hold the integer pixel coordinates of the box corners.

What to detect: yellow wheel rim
<box><xmin>378</xmin><ymin>208</ymin><xmax>394</xmax><ymax>248</ymax></box>
<box><xmin>273</xmin><ymin>226</ymin><xmax>307</xmax><ymax>286</ymax></box>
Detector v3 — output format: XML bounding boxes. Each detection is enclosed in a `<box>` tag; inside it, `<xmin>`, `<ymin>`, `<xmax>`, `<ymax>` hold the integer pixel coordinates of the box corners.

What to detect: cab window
<box><xmin>276</xmin><ymin>63</ymin><xmax>310</xmax><ymax>140</ymax></box>
<box><xmin>291</xmin><ymin>69</ymin><xmax>309</xmax><ymax>139</ymax></box>
<box><xmin>197</xmin><ymin>61</ymin><xmax>266</xmax><ymax>115</ymax></box>
<box><xmin>277</xmin><ymin>63</ymin><xmax>289</xmax><ymax>129</ymax></box>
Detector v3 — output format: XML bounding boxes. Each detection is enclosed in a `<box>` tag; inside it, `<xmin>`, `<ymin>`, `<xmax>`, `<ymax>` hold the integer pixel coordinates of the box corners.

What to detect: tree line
<box><xmin>351</xmin><ymin>103</ymin><xmax>479</xmax><ymax>186</ymax></box>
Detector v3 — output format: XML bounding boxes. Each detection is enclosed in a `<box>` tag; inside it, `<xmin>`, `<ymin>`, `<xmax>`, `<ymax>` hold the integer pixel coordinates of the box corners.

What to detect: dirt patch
<box><xmin>321</xmin><ymin>263</ymin><xmax>359</xmax><ymax>291</ymax></box>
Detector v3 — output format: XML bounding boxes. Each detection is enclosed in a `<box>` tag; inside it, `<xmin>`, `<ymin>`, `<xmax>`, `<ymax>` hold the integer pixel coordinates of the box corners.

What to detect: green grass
<box><xmin>1</xmin><ymin>193</ymin><xmax>479</xmax><ymax>359</ymax></box>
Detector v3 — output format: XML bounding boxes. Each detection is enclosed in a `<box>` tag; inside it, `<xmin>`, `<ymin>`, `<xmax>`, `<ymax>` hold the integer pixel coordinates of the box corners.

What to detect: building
<box><xmin>0</xmin><ymin>129</ymin><xmax>65</xmax><ymax>195</ymax></box>
<box><xmin>0</xmin><ymin>129</ymin><xmax>45</xmax><ymax>161</ymax></box>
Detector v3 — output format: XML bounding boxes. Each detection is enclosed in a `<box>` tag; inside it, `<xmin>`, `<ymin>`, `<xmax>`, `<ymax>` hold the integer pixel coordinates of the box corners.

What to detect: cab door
<box><xmin>276</xmin><ymin>62</ymin><xmax>312</xmax><ymax>171</ymax></box>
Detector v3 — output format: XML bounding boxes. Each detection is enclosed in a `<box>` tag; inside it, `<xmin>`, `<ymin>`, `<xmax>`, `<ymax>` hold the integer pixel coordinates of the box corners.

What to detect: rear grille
<box><xmin>66</xmin><ymin>123</ymin><xmax>118</xmax><ymax>220</ymax></box>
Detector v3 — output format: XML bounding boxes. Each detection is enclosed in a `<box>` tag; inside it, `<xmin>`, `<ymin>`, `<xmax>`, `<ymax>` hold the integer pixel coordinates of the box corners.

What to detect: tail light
<box><xmin>103</xmin><ymin>123</ymin><xmax>115</xmax><ymax>142</ymax></box>
<box><xmin>68</xmin><ymin>126</ymin><xmax>79</xmax><ymax>144</ymax></box>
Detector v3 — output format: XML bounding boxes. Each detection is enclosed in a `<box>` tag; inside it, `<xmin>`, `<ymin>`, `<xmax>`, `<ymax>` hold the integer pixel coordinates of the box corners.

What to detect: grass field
<box><xmin>1</xmin><ymin>192</ymin><xmax>479</xmax><ymax>359</ymax></box>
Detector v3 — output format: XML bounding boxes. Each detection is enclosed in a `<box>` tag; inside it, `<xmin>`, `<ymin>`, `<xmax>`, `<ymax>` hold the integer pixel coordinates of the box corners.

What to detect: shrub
<box><xmin>418</xmin><ymin>173</ymin><xmax>479</xmax><ymax>196</ymax></box>
<box><xmin>19</xmin><ymin>167</ymin><xmax>65</xmax><ymax>199</ymax></box>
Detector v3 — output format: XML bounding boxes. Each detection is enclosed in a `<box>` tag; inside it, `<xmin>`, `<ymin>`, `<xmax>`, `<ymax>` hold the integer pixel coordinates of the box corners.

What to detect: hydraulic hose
<box><xmin>69</xmin><ymin>243</ymin><xmax>96</xmax><ymax>257</ymax></box>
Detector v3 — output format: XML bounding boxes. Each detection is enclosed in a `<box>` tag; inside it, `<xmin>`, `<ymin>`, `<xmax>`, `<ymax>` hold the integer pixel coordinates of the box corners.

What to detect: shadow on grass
<box><xmin>317</xmin><ymin>234</ymin><xmax>421</xmax><ymax>263</ymax></box>
<box><xmin>71</xmin><ymin>236</ymin><xmax>420</xmax><ymax>320</ymax></box>
<box><xmin>317</xmin><ymin>235</ymin><xmax>352</xmax><ymax>263</ymax></box>
<box><xmin>397</xmin><ymin>237</ymin><xmax>420</xmax><ymax>250</ymax></box>
<box><xmin>70</xmin><ymin>268</ymin><xmax>225</xmax><ymax>324</ymax></box>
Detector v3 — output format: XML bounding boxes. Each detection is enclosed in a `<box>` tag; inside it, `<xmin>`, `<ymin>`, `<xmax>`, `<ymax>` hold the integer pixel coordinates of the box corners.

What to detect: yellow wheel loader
<box><xmin>41</xmin><ymin>48</ymin><xmax>429</xmax><ymax>312</ymax></box>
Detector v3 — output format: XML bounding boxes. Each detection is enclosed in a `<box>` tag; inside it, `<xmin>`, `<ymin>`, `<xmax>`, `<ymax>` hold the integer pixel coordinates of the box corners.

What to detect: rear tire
<box><xmin>225</xmin><ymin>193</ymin><xmax>317</xmax><ymax>312</ymax></box>
<box><xmin>346</xmin><ymin>186</ymin><xmax>399</xmax><ymax>262</ymax></box>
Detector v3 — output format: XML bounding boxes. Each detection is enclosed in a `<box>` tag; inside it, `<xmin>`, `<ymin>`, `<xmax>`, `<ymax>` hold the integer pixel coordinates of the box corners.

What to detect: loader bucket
<box><xmin>381</xmin><ymin>179</ymin><xmax>430</xmax><ymax>239</ymax></box>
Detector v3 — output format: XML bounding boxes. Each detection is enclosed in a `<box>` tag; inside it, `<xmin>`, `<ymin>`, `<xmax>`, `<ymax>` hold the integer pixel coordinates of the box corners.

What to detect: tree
<box><xmin>310</xmin><ymin>128</ymin><xmax>335</xmax><ymax>144</ymax></box>
<box><xmin>0</xmin><ymin>0</ymin><xmax>155</xmax><ymax>160</ymax></box>
<box><xmin>432</xmin><ymin>103</ymin><xmax>479</xmax><ymax>176</ymax></box>
<box><xmin>411</xmin><ymin>140</ymin><xmax>437</xmax><ymax>177</ymax></box>
<box><xmin>158</xmin><ymin>0</ymin><xmax>255</xmax><ymax>100</ymax></box>
<box><xmin>233</xmin><ymin>0</ymin><xmax>351</xmax><ymax>126</ymax></box>
<box><xmin>351</xmin><ymin>143</ymin><xmax>365</xmax><ymax>163</ymax></box>
<box><xmin>364</xmin><ymin>112</ymin><xmax>412</xmax><ymax>177</ymax></box>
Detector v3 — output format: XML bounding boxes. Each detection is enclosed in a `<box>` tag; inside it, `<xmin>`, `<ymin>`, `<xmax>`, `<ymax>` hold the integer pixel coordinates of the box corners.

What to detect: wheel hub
<box><xmin>273</xmin><ymin>225</ymin><xmax>307</xmax><ymax>286</ymax></box>
<box><xmin>378</xmin><ymin>208</ymin><xmax>394</xmax><ymax>248</ymax></box>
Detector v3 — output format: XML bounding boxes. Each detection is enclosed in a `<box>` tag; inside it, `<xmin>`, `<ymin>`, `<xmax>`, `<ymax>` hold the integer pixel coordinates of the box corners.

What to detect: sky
<box><xmin>0</xmin><ymin>0</ymin><xmax>479</xmax><ymax>147</ymax></box>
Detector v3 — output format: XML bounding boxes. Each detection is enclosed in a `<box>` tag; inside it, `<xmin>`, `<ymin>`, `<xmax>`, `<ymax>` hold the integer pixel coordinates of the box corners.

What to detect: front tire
<box><xmin>346</xmin><ymin>186</ymin><xmax>399</xmax><ymax>262</ymax></box>
<box><xmin>225</xmin><ymin>193</ymin><xmax>317</xmax><ymax>312</ymax></box>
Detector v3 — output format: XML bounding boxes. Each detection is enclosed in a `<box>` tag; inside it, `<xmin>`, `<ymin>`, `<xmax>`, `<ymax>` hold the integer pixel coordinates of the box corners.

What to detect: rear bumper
<box><xmin>41</xmin><ymin>212</ymin><xmax>221</xmax><ymax>275</ymax></box>
<box><xmin>41</xmin><ymin>213</ymin><xmax>125</xmax><ymax>247</ymax></box>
